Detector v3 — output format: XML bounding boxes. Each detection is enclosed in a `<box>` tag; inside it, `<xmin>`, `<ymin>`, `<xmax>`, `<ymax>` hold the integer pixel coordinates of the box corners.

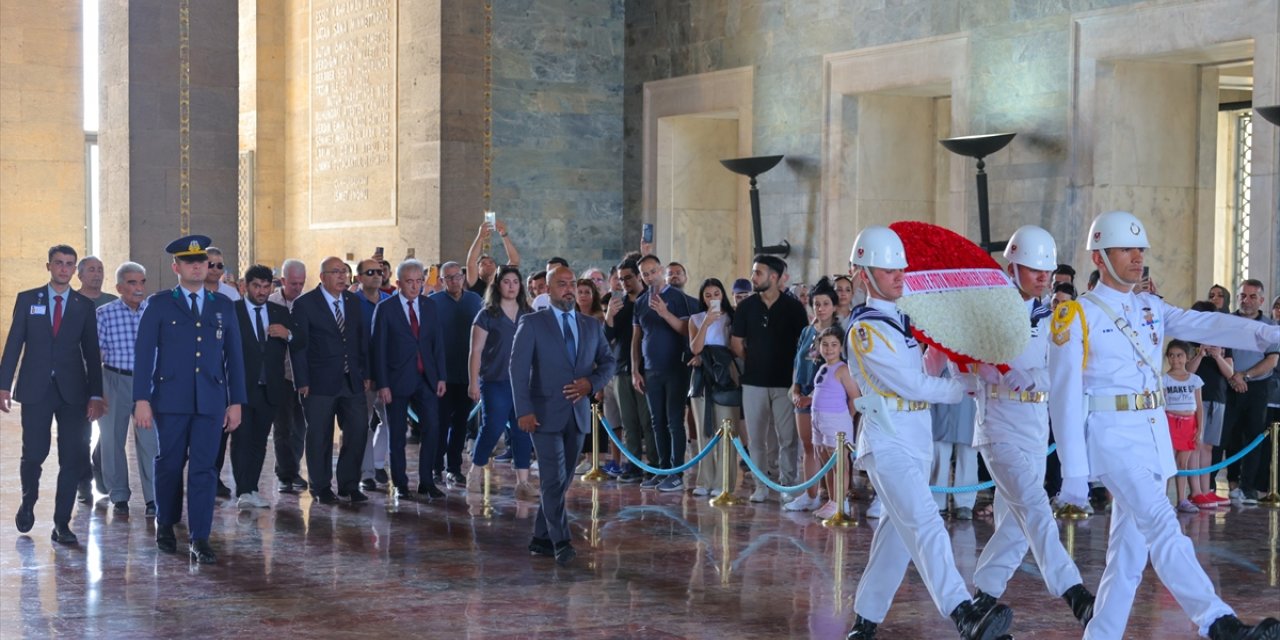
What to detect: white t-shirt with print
<box><xmin>1162</xmin><ymin>372</ymin><xmax>1204</xmax><ymax>412</ymax></box>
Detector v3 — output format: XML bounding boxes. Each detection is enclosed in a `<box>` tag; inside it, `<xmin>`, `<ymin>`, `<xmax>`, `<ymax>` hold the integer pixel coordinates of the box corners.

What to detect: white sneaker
<box><xmin>692</xmin><ymin>486</ymin><xmax>709</xmax><ymax>496</ymax></box>
<box><xmin>574</xmin><ymin>458</ymin><xmax>592</xmax><ymax>475</ymax></box>
<box><xmin>784</xmin><ymin>494</ymin><xmax>818</xmax><ymax>512</ymax></box>
<box><xmin>866</xmin><ymin>497</ymin><xmax>883</xmax><ymax>519</ymax></box>
<box><xmin>709</xmin><ymin>489</ymin><xmax>723</xmax><ymax>498</ymax></box>
<box><xmin>813</xmin><ymin>501</ymin><xmax>838</xmax><ymax>519</ymax></box>
<box><xmin>237</xmin><ymin>491</ymin><xmax>269</xmax><ymax>509</ymax></box>
<box><xmin>1229</xmin><ymin>488</ymin><xmax>1245</xmax><ymax>505</ymax></box>
<box><xmin>749</xmin><ymin>487</ymin><xmax>769</xmax><ymax>503</ymax></box>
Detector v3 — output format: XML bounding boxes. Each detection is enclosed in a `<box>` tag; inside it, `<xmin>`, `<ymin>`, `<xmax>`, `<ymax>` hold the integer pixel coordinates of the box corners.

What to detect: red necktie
<box><xmin>52</xmin><ymin>295</ymin><xmax>64</xmax><ymax>337</ymax></box>
<box><xmin>408</xmin><ymin>301</ymin><xmax>424</xmax><ymax>374</ymax></box>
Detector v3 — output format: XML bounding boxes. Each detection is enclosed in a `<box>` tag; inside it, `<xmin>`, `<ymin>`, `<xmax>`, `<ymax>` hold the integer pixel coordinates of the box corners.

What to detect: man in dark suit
<box><xmin>290</xmin><ymin>257</ymin><xmax>371</xmax><ymax>504</ymax></box>
<box><xmin>0</xmin><ymin>244</ymin><xmax>106</xmax><ymax>544</ymax></box>
<box><xmin>372</xmin><ymin>259</ymin><xmax>447</xmax><ymax>498</ymax></box>
<box><xmin>510</xmin><ymin>266</ymin><xmax>615</xmax><ymax>566</ymax></box>
<box><xmin>231</xmin><ymin>264</ymin><xmax>294</xmax><ymax>509</ymax></box>
<box><xmin>133</xmin><ymin>235</ymin><xmax>246</xmax><ymax>564</ymax></box>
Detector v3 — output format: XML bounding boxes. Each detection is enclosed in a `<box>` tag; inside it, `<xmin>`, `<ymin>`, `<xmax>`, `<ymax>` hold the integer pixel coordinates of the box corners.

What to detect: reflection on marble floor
<box><xmin>1</xmin><ymin>413</ymin><xmax>1277</xmax><ymax>639</ymax></box>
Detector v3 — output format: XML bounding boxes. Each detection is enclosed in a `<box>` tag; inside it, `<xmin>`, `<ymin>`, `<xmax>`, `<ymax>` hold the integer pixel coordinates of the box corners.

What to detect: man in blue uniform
<box><xmin>133</xmin><ymin>235</ymin><xmax>246</xmax><ymax>564</ymax></box>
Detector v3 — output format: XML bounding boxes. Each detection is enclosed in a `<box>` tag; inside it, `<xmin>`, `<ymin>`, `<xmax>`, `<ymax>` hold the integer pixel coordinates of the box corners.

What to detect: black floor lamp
<box><xmin>939</xmin><ymin>133</ymin><xmax>1017</xmax><ymax>253</ymax></box>
<box><xmin>720</xmin><ymin>155</ymin><xmax>790</xmax><ymax>257</ymax></box>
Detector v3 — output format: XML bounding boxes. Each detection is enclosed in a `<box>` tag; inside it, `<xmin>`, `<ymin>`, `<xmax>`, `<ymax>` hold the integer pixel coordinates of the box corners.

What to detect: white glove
<box><xmin>1001</xmin><ymin>368</ymin><xmax>1035</xmax><ymax>391</ymax></box>
<box><xmin>975</xmin><ymin>363</ymin><xmax>1002</xmax><ymax>386</ymax></box>
<box><xmin>956</xmin><ymin>372</ymin><xmax>982</xmax><ymax>397</ymax></box>
<box><xmin>922</xmin><ymin>346</ymin><xmax>949</xmax><ymax>377</ymax></box>
<box><xmin>1059</xmin><ymin>476</ymin><xmax>1090</xmax><ymax>509</ymax></box>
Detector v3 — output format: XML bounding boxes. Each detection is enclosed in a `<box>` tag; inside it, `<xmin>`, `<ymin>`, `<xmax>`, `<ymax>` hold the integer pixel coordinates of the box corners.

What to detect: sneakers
<box><xmin>749</xmin><ymin>487</ymin><xmax>770</xmax><ymax>503</ymax></box>
<box><xmin>1211</xmin><ymin>492</ymin><xmax>1232</xmax><ymax>504</ymax></box>
<box><xmin>691</xmin><ymin>486</ymin><xmax>709</xmax><ymax>496</ymax></box>
<box><xmin>954</xmin><ymin>506</ymin><xmax>974</xmax><ymax>520</ymax></box>
<box><xmin>1242</xmin><ymin>490</ymin><xmax>1260</xmax><ymax>506</ymax></box>
<box><xmin>574</xmin><ymin>458</ymin><xmax>593</xmax><ymax>475</ymax></box>
<box><xmin>1191</xmin><ymin>493</ymin><xmax>1220</xmax><ymax>509</ymax></box>
<box><xmin>1176</xmin><ymin>499</ymin><xmax>1199</xmax><ymax>513</ymax></box>
<box><xmin>602</xmin><ymin>460</ymin><xmax>624</xmax><ymax>477</ymax></box>
<box><xmin>657</xmin><ymin>476</ymin><xmax>684</xmax><ymax>493</ymax></box>
<box><xmin>1229</xmin><ymin>487</ymin><xmax>1246</xmax><ymax>505</ymax></box>
<box><xmin>618</xmin><ymin>468</ymin><xmax>643</xmax><ymax>483</ymax></box>
<box><xmin>709</xmin><ymin>489</ymin><xmax>723</xmax><ymax>498</ymax></box>
<box><xmin>515</xmin><ymin>482</ymin><xmax>539</xmax><ymax>501</ymax></box>
<box><xmin>640</xmin><ymin>474</ymin><xmax>663</xmax><ymax>490</ymax></box>
<box><xmin>784</xmin><ymin>494</ymin><xmax>821</xmax><ymax>512</ymax></box>
<box><xmin>813</xmin><ymin>501</ymin><xmax>838</xmax><ymax>520</ymax></box>
<box><xmin>866</xmin><ymin>497</ymin><xmax>883</xmax><ymax>519</ymax></box>
<box><xmin>236</xmin><ymin>491</ymin><xmax>270</xmax><ymax>509</ymax></box>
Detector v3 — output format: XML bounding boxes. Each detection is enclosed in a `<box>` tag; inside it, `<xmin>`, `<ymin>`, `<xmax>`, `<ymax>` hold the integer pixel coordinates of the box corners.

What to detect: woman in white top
<box><xmin>689</xmin><ymin>278</ymin><xmax>740</xmax><ymax>496</ymax></box>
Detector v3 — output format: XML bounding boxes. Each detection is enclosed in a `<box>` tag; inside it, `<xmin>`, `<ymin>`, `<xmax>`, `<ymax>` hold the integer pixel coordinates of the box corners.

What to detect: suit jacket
<box><xmin>371</xmin><ymin>294</ymin><xmax>446</xmax><ymax>397</ymax></box>
<box><xmin>0</xmin><ymin>286</ymin><xmax>104</xmax><ymax>404</ymax></box>
<box><xmin>289</xmin><ymin>286</ymin><xmax>368</xmax><ymax>395</ymax></box>
<box><xmin>132</xmin><ymin>287</ymin><xmax>247</xmax><ymax>415</ymax></box>
<box><xmin>235</xmin><ymin>299</ymin><xmax>292</xmax><ymax>406</ymax></box>
<box><xmin>509</xmin><ymin>308</ymin><xmax>615</xmax><ymax>434</ymax></box>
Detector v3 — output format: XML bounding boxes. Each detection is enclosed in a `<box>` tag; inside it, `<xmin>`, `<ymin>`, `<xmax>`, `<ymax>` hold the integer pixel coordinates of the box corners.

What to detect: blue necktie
<box><xmin>561</xmin><ymin>311</ymin><xmax>577</xmax><ymax>362</ymax></box>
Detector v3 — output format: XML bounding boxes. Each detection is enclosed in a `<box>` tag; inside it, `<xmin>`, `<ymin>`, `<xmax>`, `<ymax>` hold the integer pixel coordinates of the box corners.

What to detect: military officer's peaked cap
<box><xmin>166</xmin><ymin>234</ymin><xmax>213</xmax><ymax>260</ymax></box>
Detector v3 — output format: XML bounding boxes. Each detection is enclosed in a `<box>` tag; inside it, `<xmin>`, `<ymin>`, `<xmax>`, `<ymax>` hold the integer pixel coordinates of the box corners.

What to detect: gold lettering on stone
<box><xmin>309</xmin><ymin>0</ymin><xmax>397</xmax><ymax>228</ymax></box>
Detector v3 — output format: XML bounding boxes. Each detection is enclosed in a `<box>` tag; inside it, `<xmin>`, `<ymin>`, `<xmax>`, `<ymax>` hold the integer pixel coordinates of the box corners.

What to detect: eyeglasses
<box><xmin>363</xmin><ymin>269</ymin><xmax>384</xmax><ymax>277</ymax></box>
<box><xmin>323</xmin><ymin>269</ymin><xmax>350</xmax><ymax>276</ymax></box>
<box><xmin>443</xmin><ymin>273</ymin><xmax>464</xmax><ymax>281</ymax></box>
<box><xmin>208</xmin><ymin>262</ymin><xmax>225</xmax><ymax>270</ymax></box>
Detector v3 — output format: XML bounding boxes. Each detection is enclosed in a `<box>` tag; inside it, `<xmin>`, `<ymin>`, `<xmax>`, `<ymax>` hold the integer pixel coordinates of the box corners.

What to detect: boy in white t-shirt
<box><xmin>1163</xmin><ymin>340</ymin><xmax>1208</xmax><ymax>512</ymax></box>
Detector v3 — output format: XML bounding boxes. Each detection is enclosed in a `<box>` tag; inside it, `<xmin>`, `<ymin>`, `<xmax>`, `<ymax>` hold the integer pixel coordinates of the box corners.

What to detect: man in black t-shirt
<box><xmin>731</xmin><ymin>255</ymin><xmax>809</xmax><ymax>503</ymax></box>
<box><xmin>604</xmin><ymin>260</ymin><xmax>654</xmax><ymax>481</ymax></box>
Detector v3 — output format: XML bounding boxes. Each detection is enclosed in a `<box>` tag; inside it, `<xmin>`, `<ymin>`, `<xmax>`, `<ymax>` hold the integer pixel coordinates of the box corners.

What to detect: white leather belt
<box><xmin>987</xmin><ymin>387</ymin><xmax>1048</xmax><ymax>403</ymax></box>
<box><xmin>1088</xmin><ymin>390</ymin><xmax>1164</xmax><ymax>412</ymax></box>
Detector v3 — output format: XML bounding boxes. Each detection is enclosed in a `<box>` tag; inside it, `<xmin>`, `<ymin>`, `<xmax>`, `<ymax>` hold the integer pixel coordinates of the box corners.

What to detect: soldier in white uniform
<box><xmin>1049</xmin><ymin>211</ymin><xmax>1280</xmax><ymax>640</ymax></box>
<box><xmin>970</xmin><ymin>225</ymin><xmax>1094</xmax><ymax>627</ymax></box>
<box><xmin>845</xmin><ymin>226</ymin><xmax>1014</xmax><ymax>640</ymax></box>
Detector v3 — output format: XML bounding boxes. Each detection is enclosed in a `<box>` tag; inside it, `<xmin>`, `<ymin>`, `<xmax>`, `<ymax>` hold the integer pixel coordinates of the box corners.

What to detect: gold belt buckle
<box><xmin>1115</xmin><ymin>395</ymin><xmax>1130</xmax><ymax>411</ymax></box>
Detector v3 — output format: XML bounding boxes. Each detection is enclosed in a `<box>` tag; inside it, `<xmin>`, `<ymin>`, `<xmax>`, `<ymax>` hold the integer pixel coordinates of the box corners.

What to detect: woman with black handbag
<box><xmin>688</xmin><ymin>278</ymin><xmax>742</xmax><ymax>497</ymax></box>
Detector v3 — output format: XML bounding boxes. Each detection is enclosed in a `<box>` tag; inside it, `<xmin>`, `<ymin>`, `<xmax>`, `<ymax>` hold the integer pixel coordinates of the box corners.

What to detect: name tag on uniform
<box><xmin>30</xmin><ymin>305</ymin><xmax>46</xmax><ymax>315</ymax></box>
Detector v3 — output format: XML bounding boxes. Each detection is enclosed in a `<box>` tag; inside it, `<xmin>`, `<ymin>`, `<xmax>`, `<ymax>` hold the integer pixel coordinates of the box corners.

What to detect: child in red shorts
<box><xmin>1163</xmin><ymin>340</ymin><xmax>1207</xmax><ymax>512</ymax></box>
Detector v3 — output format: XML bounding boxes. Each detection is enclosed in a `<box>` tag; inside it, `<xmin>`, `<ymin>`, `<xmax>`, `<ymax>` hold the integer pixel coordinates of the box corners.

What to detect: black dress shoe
<box><xmin>216</xmin><ymin>482</ymin><xmax>232</xmax><ymax>499</ymax></box>
<box><xmin>189</xmin><ymin>539</ymin><xmax>217</xmax><ymax>564</ymax></box>
<box><xmin>417</xmin><ymin>483</ymin><xmax>445</xmax><ymax>499</ymax></box>
<box><xmin>1061</xmin><ymin>584</ymin><xmax>1094</xmax><ymax>628</ymax></box>
<box><xmin>553</xmin><ymin>541</ymin><xmax>576</xmax><ymax>566</ymax></box>
<box><xmin>528</xmin><ymin>536</ymin><xmax>554</xmax><ymax>557</ymax></box>
<box><xmin>313</xmin><ymin>490</ymin><xmax>339</xmax><ymax>505</ymax></box>
<box><xmin>375</xmin><ymin>469</ymin><xmax>389</xmax><ymax>485</ymax></box>
<box><xmin>113</xmin><ymin>501</ymin><xmax>129</xmax><ymax>514</ymax></box>
<box><xmin>360</xmin><ymin>478</ymin><xmax>378</xmax><ymax>492</ymax></box>
<box><xmin>77</xmin><ymin>480</ymin><xmax>93</xmax><ymax>504</ymax></box>
<box><xmin>277</xmin><ymin>479</ymin><xmax>296</xmax><ymax>494</ymax></box>
<box><xmin>393</xmin><ymin>486</ymin><xmax>413</xmax><ymax>500</ymax></box>
<box><xmin>951</xmin><ymin>599</ymin><xmax>1013</xmax><ymax>640</ymax></box>
<box><xmin>447</xmin><ymin>471</ymin><xmax>467</xmax><ymax>488</ymax></box>
<box><xmin>145</xmin><ymin>501</ymin><xmax>157</xmax><ymax>517</ymax></box>
<box><xmin>339</xmin><ymin>489</ymin><xmax>369</xmax><ymax>503</ymax></box>
<box><xmin>50</xmin><ymin>523</ymin><xmax>78</xmax><ymax>545</ymax></box>
<box><xmin>15</xmin><ymin>503</ymin><xmax>34</xmax><ymax>533</ymax></box>
<box><xmin>1209</xmin><ymin>614</ymin><xmax>1280</xmax><ymax>640</ymax></box>
<box><xmin>846</xmin><ymin>615</ymin><xmax>878</xmax><ymax>639</ymax></box>
<box><xmin>156</xmin><ymin>524</ymin><xmax>177</xmax><ymax>553</ymax></box>
<box><xmin>291</xmin><ymin>477</ymin><xmax>309</xmax><ymax>491</ymax></box>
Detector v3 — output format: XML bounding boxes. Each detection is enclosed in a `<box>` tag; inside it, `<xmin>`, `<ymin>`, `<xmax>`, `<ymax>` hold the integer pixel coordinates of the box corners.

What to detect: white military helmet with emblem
<box><xmin>1003</xmin><ymin>225</ymin><xmax>1057</xmax><ymax>271</ymax></box>
<box><xmin>1086</xmin><ymin>210</ymin><xmax>1149</xmax><ymax>250</ymax></box>
<box><xmin>849</xmin><ymin>226</ymin><xmax>908</xmax><ymax>269</ymax></box>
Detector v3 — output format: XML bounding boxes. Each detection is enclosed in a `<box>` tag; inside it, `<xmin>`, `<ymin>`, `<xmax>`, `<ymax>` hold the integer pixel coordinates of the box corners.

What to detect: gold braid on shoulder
<box><xmin>1050</xmin><ymin>300</ymin><xmax>1089</xmax><ymax>369</ymax></box>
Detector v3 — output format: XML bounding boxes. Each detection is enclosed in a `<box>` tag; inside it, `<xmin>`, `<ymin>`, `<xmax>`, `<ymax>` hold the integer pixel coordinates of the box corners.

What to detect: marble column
<box><xmin>100</xmin><ymin>0</ymin><xmax>238</xmax><ymax>289</ymax></box>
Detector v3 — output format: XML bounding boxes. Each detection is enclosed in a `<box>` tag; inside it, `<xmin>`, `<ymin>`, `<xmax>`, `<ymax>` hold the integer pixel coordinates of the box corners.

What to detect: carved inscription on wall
<box><xmin>309</xmin><ymin>0</ymin><xmax>396</xmax><ymax>228</ymax></box>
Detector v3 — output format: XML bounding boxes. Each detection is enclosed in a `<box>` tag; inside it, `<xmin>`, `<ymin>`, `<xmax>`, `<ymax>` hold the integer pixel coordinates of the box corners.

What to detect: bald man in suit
<box><xmin>510</xmin><ymin>266</ymin><xmax>615</xmax><ymax>566</ymax></box>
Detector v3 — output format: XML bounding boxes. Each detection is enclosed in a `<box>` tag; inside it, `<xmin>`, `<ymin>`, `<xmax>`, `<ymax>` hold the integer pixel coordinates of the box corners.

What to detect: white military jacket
<box><xmin>974</xmin><ymin>297</ymin><xmax>1052</xmax><ymax>453</ymax></box>
<box><xmin>1048</xmin><ymin>284</ymin><xmax>1280</xmax><ymax>481</ymax></box>
<box><xmin>847</xmin><ymin>297</ymin><xmax>967</xmax><ymax>464</ymax></box>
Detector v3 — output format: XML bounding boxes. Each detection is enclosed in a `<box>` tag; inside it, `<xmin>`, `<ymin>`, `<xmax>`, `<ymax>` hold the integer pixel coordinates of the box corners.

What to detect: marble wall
<box><xmin>0</xmin><ymin>0</ymin><xmax>84</xmax><ymax>346</ymax></box>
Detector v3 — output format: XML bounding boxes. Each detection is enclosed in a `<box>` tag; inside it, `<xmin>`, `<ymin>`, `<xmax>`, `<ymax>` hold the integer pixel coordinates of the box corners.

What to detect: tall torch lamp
<box><xmin>939</xmin><ymin>133</ymin><xmax>1017</xmax><ymax>254</ymax></box>
<box><xmin>720</xmin><ymin>155</ymin><xmax>790</xmax><ymax>257</ymax></box>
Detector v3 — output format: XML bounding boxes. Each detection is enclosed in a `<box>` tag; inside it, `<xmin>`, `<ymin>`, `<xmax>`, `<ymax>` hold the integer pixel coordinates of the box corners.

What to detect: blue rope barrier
<box><xmin>1175</xmin><ymin>431</ymin><xmax>1267</xmax><ymax>477</ymax></box>
<box><xmin>408</xmin><ymin>400</ymin><xmax>482</xmax><ymax>426</ymax></box>
<box><xmin>929</xmin><ymin>443</ymin><xmax>1058</xmax><ymax>494</ymax></box>
<box><xmin>599</xmin><ymin>415</ymin><xmax>720</xmax><ymax>476</ymax></box>
<box><xmin>731</xmin><ymin>437</ymin><xmax>838</xmax><ymax>495</ymax></box>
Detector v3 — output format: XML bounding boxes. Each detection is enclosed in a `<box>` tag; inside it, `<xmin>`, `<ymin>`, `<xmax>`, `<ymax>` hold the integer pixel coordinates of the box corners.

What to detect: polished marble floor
<box><xmin>1</xmin><ymin>410</ymin><xmax>1277</xmax><ymax>639</ymax></box>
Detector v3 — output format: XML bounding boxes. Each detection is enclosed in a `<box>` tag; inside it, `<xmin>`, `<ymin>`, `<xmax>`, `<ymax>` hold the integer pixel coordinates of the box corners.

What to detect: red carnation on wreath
<box><xmin>888</xmin><ymin>221</ymin><xmax>1029</xmax><ymax>371</ymax></box>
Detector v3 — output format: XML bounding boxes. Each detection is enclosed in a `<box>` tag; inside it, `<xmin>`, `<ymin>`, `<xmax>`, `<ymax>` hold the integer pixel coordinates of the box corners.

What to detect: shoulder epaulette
<box><xmin>1050</xmin><ymin>299</ymin><xmax>1089</xmax><ymax>369</ymax></box>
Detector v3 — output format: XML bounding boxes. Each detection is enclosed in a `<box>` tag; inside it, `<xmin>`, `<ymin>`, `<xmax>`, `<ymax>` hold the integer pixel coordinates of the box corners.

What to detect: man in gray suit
<box><xmin>510</xmin><ymin>266</ymin><xmax>615</xmax><ymax>566</ymax></box>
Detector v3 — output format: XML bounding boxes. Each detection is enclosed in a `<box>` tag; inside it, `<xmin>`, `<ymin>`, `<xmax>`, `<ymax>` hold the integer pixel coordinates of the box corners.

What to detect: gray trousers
<box><xmin>361</xmin><ymin>389</ymin><xmax>390</xmax><ymax>479</ymax></box>
<box><xmin>614</xmin><ymin>374</ymin><xmax>655</xmax><ymax>466</ymax></box>
<box><xmin>531</xmin><ymin>427</ymin><xmax>585</xmax><ymax>544</ymax></box>
<box><xmin>101</xmin><ymin>369</ymin><xmax>158</xmax><ymax>503</ymax></box>
<box><xmin>742</xmin><ymin>385</ymin><xmax>799</xmax><ymax>491</ymax></box>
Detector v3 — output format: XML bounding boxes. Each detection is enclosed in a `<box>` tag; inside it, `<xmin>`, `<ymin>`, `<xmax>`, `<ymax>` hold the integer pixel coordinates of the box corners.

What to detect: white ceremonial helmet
<box><xmin>1003</xmin><ymin>225</ymin><xmax>1057</xmax><ymax>271</ymax></box>
<box><xmin>1086</xmin><ymin>211</ymin><xmax>1150</xmax><ymax>251</ymax></box>
<box><xmin>849</xmin><ymin>226</ymin><xmax>908</xmax><ymax>270</ymax></box>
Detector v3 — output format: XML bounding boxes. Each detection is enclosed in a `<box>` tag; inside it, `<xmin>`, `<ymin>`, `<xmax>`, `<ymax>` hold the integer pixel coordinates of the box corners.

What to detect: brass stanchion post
<box><xmin>1258</xmin><ymin>422</ymin><xmax>1280</xmax><ymax>508</ymax></box>
<box><xmin>590</xmin><ymin>486</ymin><xmax>601</xmax><ymax>549</ymax></box>
<box><xmin>481</xmin><ymin>465</ymin><xmax>494</xmax><ymax>518</ymax></box>
<box><xmin>1055</xmin><ymin>502</ymin><xmax>1090</xmax><ymax>520</ymax></box>
<box><xmin>1064</xmin><ymin>519</ymin><xmax>1076</xmax><ymax>560</ymax></box>
<box><xmin>822</xmin><ymin>431</ymin><xmax>856</xmax><ymax>527</ymax></box>
<box><xmin>710</xmin><ymin>419</ymin><xmax>746</xmax><ymax>507</ymax></box>
<box><xmin>719</xmin><ymin>508</ymin><xmax>732</xmax><ymax>585</ymax></box>
<box><xmin>582</xmin><ymin>404</ymin><xmax>608</xmax><ymax>483</ymax></box>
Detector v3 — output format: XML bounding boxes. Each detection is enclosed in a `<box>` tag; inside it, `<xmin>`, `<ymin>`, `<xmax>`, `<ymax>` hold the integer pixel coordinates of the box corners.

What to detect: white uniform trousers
<box><xmin>973</xmin><ymin>440</ymin><xmax>1082</xmax><ymax>598</ymax></box>
<box><xmin>1086</xmin><ymin>465</ymin><xmax>1234</xmax><ymax>639</ymax></box>
<box><xmin>360</xmin><ymin>390</ymin><xmax>390</xmax><ymax>480</ymax></box>
<box><xmin>855</xmin><ymin>446</ymin><xmax>971</xmax><ymax>622</ymax></box>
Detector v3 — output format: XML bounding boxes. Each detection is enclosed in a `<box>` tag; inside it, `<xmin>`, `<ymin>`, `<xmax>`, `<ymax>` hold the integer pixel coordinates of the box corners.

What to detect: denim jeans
<box><xmin>473</xmin><ymin>379</ymin><xmax>531</xmax><ymax>469</ymax></box>
<box><xmin>645</xmin><ymin>368</ymin><xmax>689</xmax><ymax>469</ymax></box>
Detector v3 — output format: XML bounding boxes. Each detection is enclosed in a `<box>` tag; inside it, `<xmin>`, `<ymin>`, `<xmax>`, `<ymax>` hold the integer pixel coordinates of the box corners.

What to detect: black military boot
<box><xmin>1208</xmin><ymin>615</ymin><xmax>1280</xmax><ymax>640</ymax></box>
<box><xmin>972</xmin><ymin>590</ymin><xmax>997</xmax><ymax>616</ymax></box>
<box><xmin>846</xmin><ymin>615</ymin><xmax>877</xmax><ymax>639</ymax></box>
<box><xmin>951</xmin><ymin>598</ymin><xmax>1013</xmax><ymax>640</ymax></box>
<box><xmin>1061</xmin><ymin>583</ymin><xmax>1095</xmax><ymax>628</ymax></box>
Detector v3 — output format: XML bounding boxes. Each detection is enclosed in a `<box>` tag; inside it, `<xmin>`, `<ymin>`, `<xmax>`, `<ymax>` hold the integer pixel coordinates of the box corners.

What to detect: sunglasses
<box><xmin>208</xmin><ymin>262</ymin><xmax>224</xmax><ymax>270</ymax></box>
<box><xmin>363</xmin><ymin>269</ymin><xmax>384</xmax><ymax>276</ymax></box>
